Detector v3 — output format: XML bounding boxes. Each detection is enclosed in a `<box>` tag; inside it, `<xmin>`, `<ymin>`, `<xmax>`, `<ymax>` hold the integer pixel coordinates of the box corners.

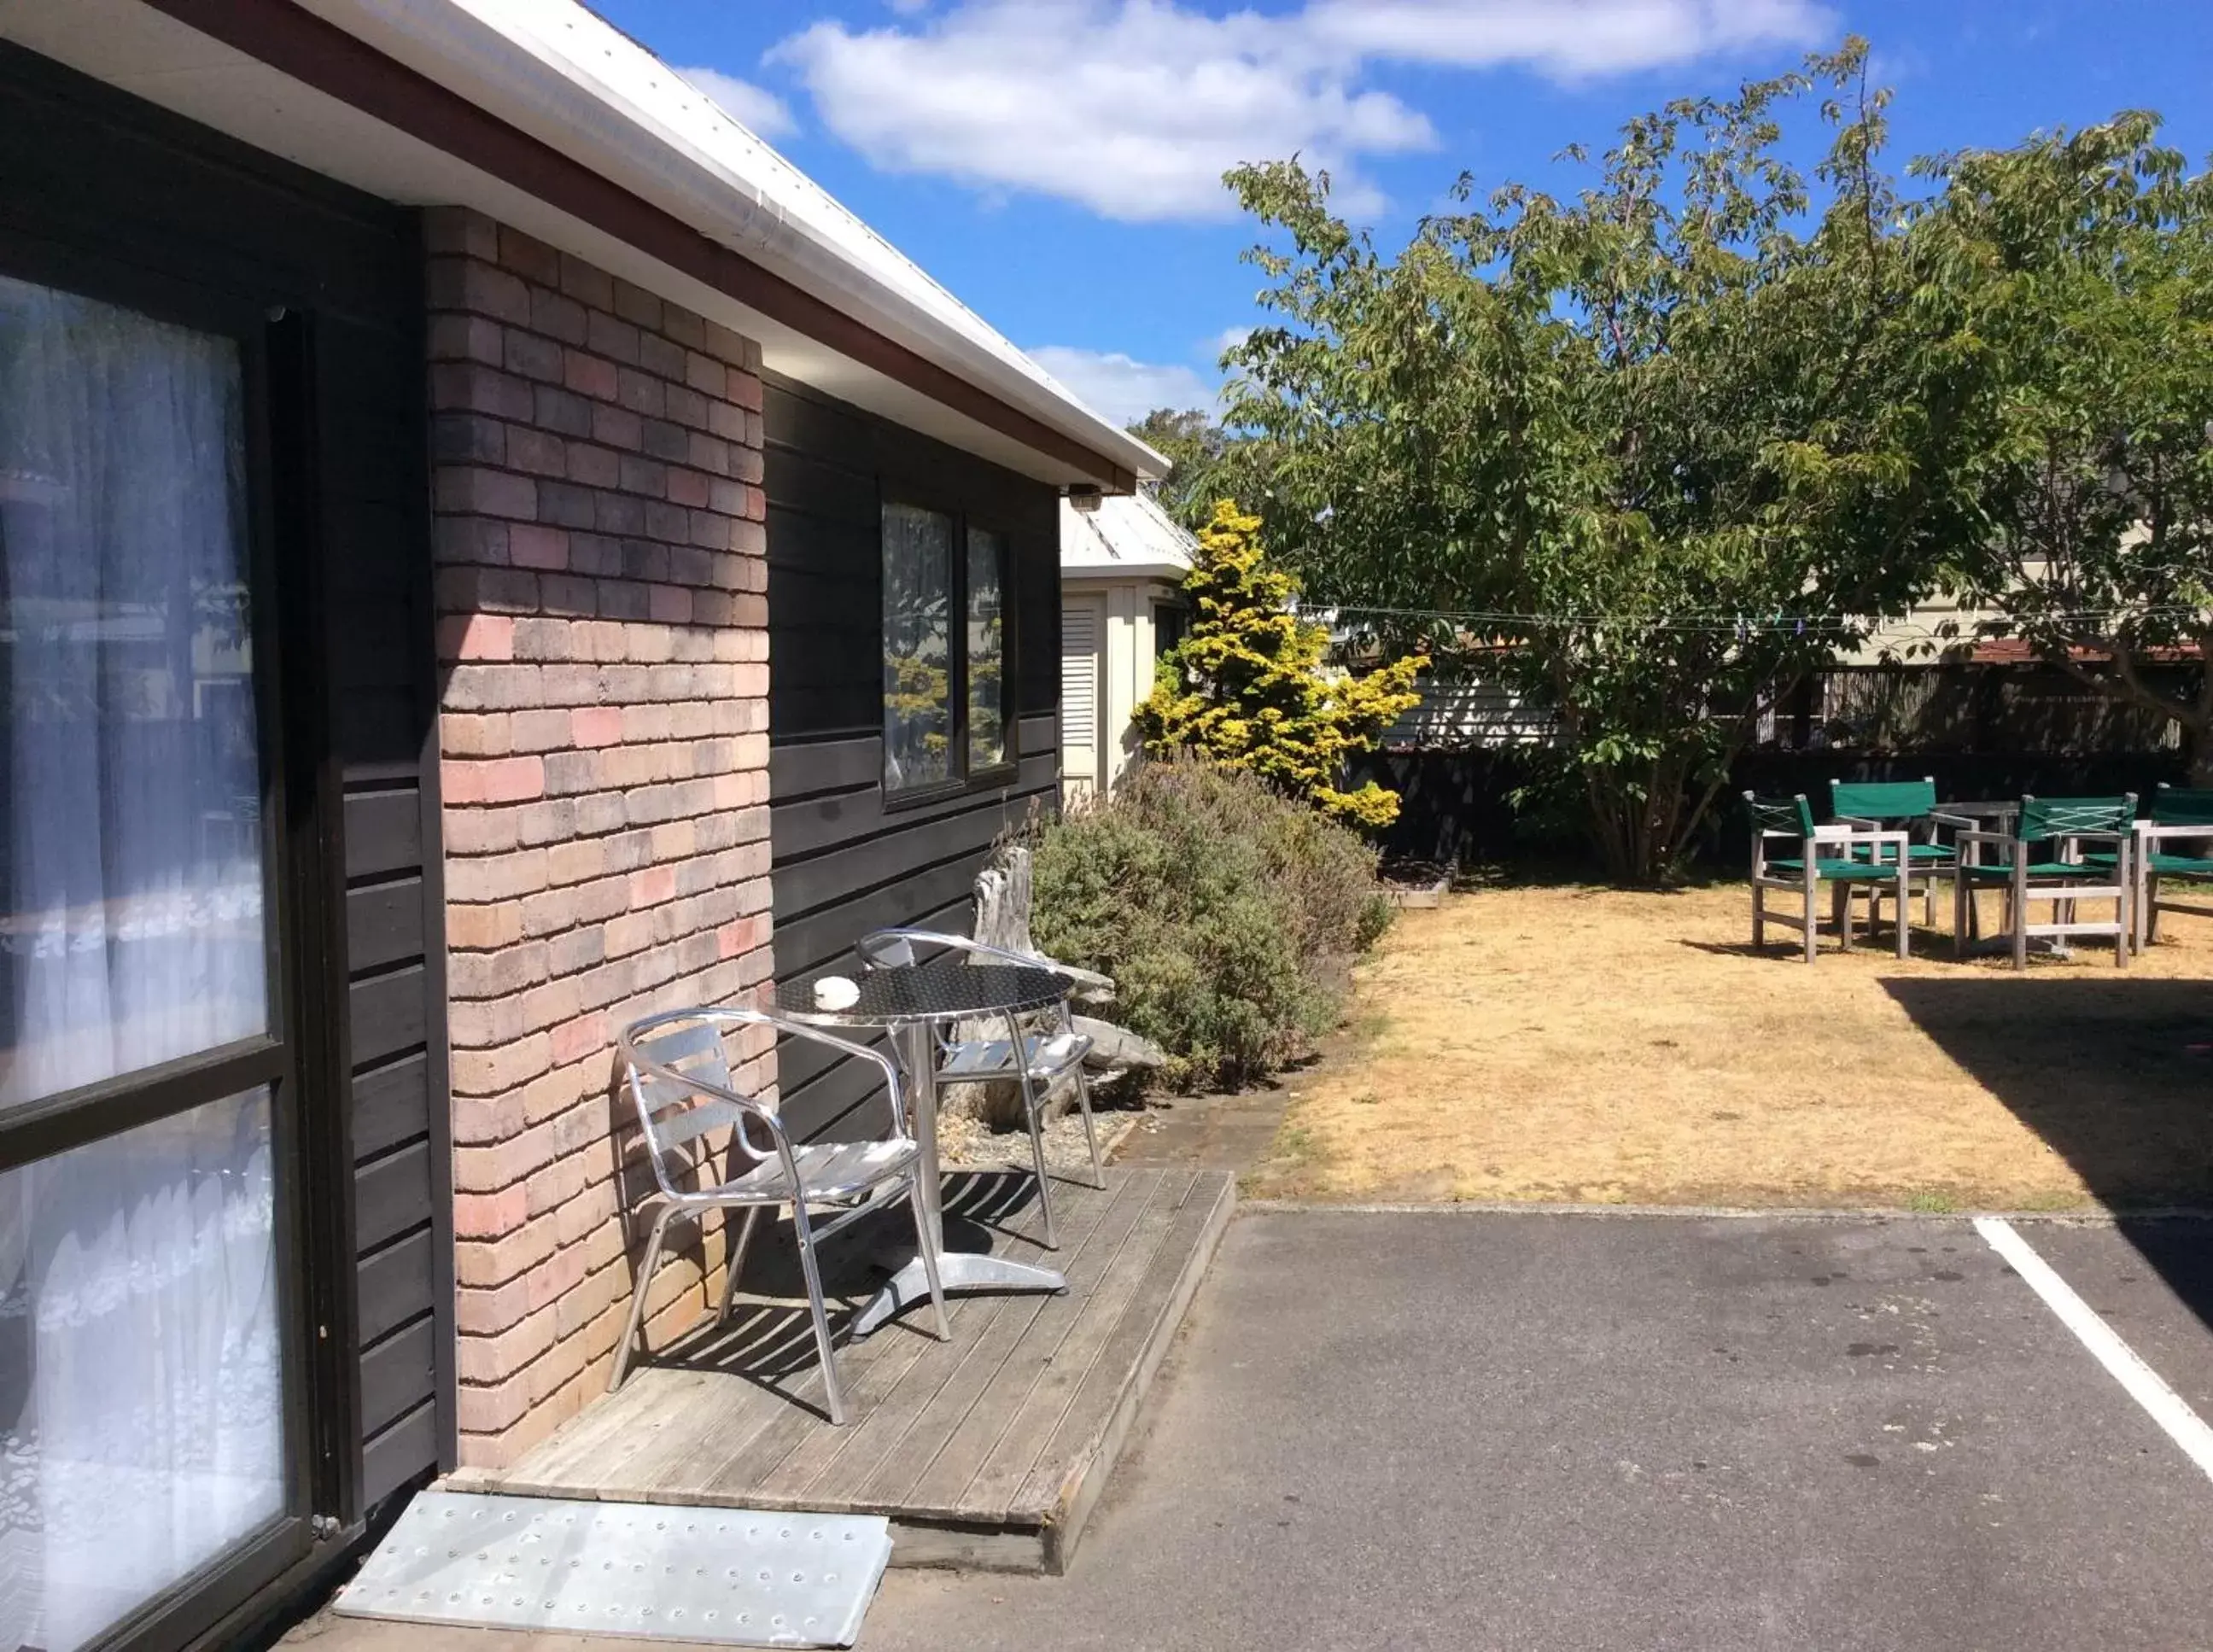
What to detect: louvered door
<box><xmin>1060</xmin><ymin>597</ymin><xmax>1104</xmax><ymax>803</ymax></box>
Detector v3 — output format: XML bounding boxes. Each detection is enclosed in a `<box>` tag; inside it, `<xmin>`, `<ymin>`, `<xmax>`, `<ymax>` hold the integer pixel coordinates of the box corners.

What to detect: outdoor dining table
<box><xmin>1937</xmin><ymin>798</ymin><xmax>2021</xmax><ymax>840</ymax></box>
<box><xmin>1938</xmin><ymin>802</ymin><xmax>2021</xmax><ymax>927</ymax></box>
<box><xmin>773</xmin><ymin>959</ymin><xmax>1072</xmax><ymax>1337</ymax></box>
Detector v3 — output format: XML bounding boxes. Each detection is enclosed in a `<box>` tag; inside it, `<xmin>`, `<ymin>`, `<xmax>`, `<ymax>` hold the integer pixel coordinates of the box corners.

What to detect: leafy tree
<box><xmin>1134</xmin><ymin>500</ymin><xmax>1423</xmax><ymax>829</ymax></box>
<box><xmin>1912</xmin><ymin>114</ymin><xmax>2213</xmax><ymax>782</ymax></box>
<box><xmin>1218</xmin><ymin>41</ymin><xmax>1983</xmax><ymax>883</ymax></box>
<box><xmin>1126</xmin><ymin>407</ymin><xmax>1230</xmax><ymax>531</ymax></box>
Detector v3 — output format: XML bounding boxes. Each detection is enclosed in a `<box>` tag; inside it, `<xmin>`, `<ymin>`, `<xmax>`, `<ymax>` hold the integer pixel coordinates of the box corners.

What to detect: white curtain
<box><xmin>0</xmin><ymin>277</ymin><xmax>283</xmax><ymax>1650</ymax></box>
<box><xmin>0</xmin><ymin>1092</ymin><xmax>283</xmax><ymax>1652</ymax></box>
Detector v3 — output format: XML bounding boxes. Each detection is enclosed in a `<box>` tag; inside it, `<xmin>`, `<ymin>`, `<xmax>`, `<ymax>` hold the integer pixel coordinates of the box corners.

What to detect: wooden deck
<box><xmin>450</xmin><ymin>1167</ymin><xmax>1234</xmax><ymax>1573</ymax></box>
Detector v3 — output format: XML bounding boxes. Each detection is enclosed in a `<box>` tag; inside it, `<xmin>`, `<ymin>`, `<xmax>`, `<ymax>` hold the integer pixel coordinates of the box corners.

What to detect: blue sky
<box><xmin>593</xmin><ymin>0</ymin><xmax>2213</xmax><ymax>428</ymax></box>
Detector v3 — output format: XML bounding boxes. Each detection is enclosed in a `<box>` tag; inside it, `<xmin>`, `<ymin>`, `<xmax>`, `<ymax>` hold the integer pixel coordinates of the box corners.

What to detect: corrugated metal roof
<box><xmin>1060</xmin><ymin>492</ymin><xmax>1197</xmax><ymax>581</ymax></box>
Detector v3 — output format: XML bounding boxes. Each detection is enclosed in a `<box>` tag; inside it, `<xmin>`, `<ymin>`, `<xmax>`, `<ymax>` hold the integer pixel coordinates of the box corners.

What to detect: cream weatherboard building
<box><xmin>1059</xmin><ymin>490</ymin><xmax>1196</xmax><ymax>800</ymax></box>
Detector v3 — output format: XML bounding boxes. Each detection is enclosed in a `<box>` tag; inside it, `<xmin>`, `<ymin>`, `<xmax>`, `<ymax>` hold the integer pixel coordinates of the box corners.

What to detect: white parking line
<box><xmin>1976</xmin><ymin>1216</ymin><xmax>2213</xmax><ymax>1485</ymax></box>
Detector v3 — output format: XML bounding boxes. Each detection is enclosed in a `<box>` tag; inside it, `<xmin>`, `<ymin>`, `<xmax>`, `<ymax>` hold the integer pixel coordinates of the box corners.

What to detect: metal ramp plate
<box><xmin>334</xmin><ymin>1490</ymin><xmax>891</xmax><ymax>1648</ymax></box>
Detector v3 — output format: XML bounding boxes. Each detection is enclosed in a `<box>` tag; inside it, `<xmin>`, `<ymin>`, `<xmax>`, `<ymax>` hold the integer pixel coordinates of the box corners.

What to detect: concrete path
<box><xmin>1112</xmin><ymin>1081</ymin><xmax>1293</xmax><ymax>1171</ymax></box>
<box><xmin>863</xmin><ymin>1209</ymin><xmax>2213</xmax><ymax>1652</ymax></box>
<box><xmin>291</xmin><ymin>1208</ymin><xmax>2213</xmax><ymax>1652</ymax></box>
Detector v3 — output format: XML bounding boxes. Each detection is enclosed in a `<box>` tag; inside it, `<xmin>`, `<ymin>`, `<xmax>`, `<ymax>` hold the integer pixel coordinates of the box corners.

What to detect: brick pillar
<box><xmin>425</xmin><ymin>208</ymin><xmax>775</xmax><ymax>1468</ymax></box>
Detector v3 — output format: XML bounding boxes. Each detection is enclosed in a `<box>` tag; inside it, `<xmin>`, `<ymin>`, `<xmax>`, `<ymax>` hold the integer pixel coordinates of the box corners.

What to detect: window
<box><xmin>0</xmin><ymin>272</ymin><xmax>285</xmax><ymax>1652</ymax></box>
<box><xmin>1153</xmin><ymin>599</ymin><xmax>1188</xmax><ymax>661</ymax></box>
<box><xmin>881</xmin><ymin>501</ymin><xmax>1015</xmax><ymax>794</ymax></box>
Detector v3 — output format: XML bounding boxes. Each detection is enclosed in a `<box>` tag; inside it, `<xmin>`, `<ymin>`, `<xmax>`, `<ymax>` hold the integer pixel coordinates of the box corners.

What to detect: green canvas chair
<box><xmin>2113</xmin><ymin>785</ymin><xmax>2213</xmax><ymax>951</ymax></box>
<box><xmin>1745</xmin><ymin>792</ymin><xmax>1912</xmax><ymax>963</ymax></box>
<box><xmin>1953</xmin><ymin>794</ymin><xmax>2136</xmax><ymax>969</ymax></box>
<box><xmin>1829</xmin><ymin>776</ymin><xmax>1959</xmax><ymax>931</ymax></box>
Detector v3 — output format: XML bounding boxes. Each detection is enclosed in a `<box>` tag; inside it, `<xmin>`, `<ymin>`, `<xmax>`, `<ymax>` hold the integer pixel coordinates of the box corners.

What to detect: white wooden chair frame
<box><xmin>1829</xmin><ymin>774</ymin><xmax>1958</xmax><ymax>932</ymax></box>
<box><xmin>1953</xmin><ymin>813</ymin><xmax>2134</xmax><ymax>970</ymax></box>
<box><xmin>1748</xmin><ymin>795</ymin><xmax>1912</xmax><ymax>964</ymax></box>
<box><xmin>2131</xmin><ymin>818</ymin><xmax>2213</xmax><ymax>952</ymax></box>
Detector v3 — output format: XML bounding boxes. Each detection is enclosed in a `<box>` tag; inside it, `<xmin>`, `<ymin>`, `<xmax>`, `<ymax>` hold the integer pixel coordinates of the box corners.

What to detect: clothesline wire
<box><xmin>1293</xmin><ymin>599</ymin><xmax>2209</xmax><ymax>638</ymax></box>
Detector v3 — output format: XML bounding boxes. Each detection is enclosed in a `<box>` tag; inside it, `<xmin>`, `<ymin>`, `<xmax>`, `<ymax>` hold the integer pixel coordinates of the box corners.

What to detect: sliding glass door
<box><xmin>0</xmin><ymin>272</ymin><xmax>305</xmax><ymax>1651</ymax></box>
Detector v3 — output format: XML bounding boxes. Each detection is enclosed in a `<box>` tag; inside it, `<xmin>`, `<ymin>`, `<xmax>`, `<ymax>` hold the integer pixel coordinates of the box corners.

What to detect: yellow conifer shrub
<box><xmin>1134</xmin><ymin>500</ymin><xmax>1423</xmax><ymax>828</ymax></box>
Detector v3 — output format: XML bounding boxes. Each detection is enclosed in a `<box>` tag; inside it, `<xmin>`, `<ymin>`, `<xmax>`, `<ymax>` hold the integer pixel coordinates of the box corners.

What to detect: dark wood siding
<box><xmin>0</xmin><ymin>44</ymin><xmax>449</xmax><ymax>1521</ymax></box>
<box><xmin>765</xmin><ymin>377</ymin><xmax>1060</xmax><ymax>1136</ymax></box>
<box><xmin>318</xmin><ymin>289</ymin><xmax>450</xmax><ymax>1511</ymax></box>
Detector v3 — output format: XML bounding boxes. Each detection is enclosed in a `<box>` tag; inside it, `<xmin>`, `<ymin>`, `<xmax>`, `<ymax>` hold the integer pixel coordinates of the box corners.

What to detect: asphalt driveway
<box><xmin>864</xmin><ymin>1209</ymin><xmax>2213</xmax><ymax>1652</ymax></box>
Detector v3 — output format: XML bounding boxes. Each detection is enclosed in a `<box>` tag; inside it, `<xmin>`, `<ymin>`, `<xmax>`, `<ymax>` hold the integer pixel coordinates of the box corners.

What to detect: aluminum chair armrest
<box><xmin>1833</xmin><ymin>814</ymin><xmax>1881</xmax><ymax>828</ymax></box>
<box><xmin>2141</xmin><ymin>822</ymin><xmax>2213</xmax><ymax>844</ymax></box>
<box><xmin>1929</xmin><ymin>810</ymin><xmax>1980</xmax><ymax>829</ymax></box>
<box><xmin>621</xmin><ymin>1005</ymin><xmax>910</xmax><ymax>1148</ymax></box>
<box><xmin>733</xmin><ymin>1011</ymin><xmax>910</xmax><ymax>1137</ymax></box>
<box><xmin>744</xmin><ymin>1013</ymin><xmax>904</xmax><ymax>1084</ymax></box>
<box><xmin>861</xmin><ymin>925</ymin><xmax>1114</xmax><ymax>995</ymax></box>
<box><xmin>857</xmin><ymin>927</ymin><xmax>980</xmax><ymax>968</ymax></box>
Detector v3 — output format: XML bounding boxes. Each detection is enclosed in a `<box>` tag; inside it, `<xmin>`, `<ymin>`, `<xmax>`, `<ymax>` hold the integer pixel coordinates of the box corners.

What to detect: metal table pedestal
<box><xmin>773</xmin><ymin>965</ymin><xmax>1072</xmax><ymax>1338</ymax></box>
<box><xmin>850</xmin><ymin>1019</ymin><xmax>1066</xmax><ymax>1337</ymax></box>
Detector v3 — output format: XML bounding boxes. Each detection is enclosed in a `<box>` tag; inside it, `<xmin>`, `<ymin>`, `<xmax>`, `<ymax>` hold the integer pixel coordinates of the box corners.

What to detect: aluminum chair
<box><xmin>611</xmin><ymin>1006</ymin><xmax>948</xmax><ymax>1422</ymax></box>
<box><xmin>856</xmin><ymin>928</ymin><xmax>1106</xmax><ymax>1250</ymax></box>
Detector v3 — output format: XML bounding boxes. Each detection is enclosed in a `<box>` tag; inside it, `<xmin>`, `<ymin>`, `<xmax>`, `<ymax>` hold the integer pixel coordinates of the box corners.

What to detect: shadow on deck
<box><xmin>449</xmin><ymin>1168</ymin><xmax>1235</xmax><ymax>1574</ymax></box>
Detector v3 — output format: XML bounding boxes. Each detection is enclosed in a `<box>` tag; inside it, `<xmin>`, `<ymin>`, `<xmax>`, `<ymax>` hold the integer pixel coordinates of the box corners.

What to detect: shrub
<box><xmin>1030</xmin><ymin>759</ymin><xmax>1393</xmax><ymax>1091</ymax></box>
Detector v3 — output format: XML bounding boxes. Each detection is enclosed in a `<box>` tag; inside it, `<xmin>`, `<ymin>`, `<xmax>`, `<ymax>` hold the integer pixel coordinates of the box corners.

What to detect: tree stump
<box><xmin>946</xmin><ymin>845</ymin><xmax>1130</xmax><ymax>1132</ymax></box>
<box><xmin>950</xmin><ymin>848</ymin><xmax>1036</xmax><ymax>1131</ymax></box>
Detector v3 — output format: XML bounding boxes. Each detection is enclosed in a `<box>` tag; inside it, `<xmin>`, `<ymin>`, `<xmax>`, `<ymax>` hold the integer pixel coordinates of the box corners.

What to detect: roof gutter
<box><xmin>289</xmin><ymin>0</ymin><xmax>1163</xmax><ymax>485</ymax></box>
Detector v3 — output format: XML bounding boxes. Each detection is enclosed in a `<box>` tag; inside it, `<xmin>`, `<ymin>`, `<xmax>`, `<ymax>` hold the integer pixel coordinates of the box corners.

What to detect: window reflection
<box><xmin>0</xmin><ymin>275</ymin><xmax>268</xmax><ymax>1108</ymax></box>
<box><xmin>881</xmin><ymin>501</ymin><xmax>953</xmax><ymax>792</ymax></box>
<box><xmin>966</xmin><ymin>526</ymin><xmax>1007</xmax><ymax>770</ymax></box>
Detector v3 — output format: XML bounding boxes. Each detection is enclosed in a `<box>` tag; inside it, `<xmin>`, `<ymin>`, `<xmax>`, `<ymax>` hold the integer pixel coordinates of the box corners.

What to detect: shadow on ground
<box><xmin>1883</xmin><ymin>973</ymin><xmax>2213</xmax><ymax>1337</ymax></box>
<box><xmin>622</xmin><ymin>1170</ymin><xmax>1046</xmax><ymax>1414</ymax></box>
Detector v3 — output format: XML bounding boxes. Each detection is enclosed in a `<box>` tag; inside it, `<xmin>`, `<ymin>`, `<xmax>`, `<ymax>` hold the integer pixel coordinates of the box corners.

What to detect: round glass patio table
<box><xmin>774</xmin><ymin>961</ymin><xmax>1071</xmax><ymax>1336</ymax></box>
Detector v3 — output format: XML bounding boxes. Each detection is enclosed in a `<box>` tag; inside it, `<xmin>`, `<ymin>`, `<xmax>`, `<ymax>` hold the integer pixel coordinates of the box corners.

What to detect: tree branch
<box><xmin>2041</xmin><ymin>637</ymin><xmax>2189</xmax><ymax>723</ymax></box>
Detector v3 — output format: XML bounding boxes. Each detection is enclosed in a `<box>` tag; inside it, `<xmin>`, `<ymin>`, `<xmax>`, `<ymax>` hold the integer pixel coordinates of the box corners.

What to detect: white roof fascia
<box><xmin>294</xmin><ymin>0</ymin><xmax>1164</xmax><ymax>484</ymax></box>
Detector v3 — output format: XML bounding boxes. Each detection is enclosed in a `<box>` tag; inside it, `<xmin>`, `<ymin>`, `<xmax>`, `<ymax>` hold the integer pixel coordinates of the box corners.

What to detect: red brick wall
<box><xmin>425</xmin><ymin>207</ymin><xmax>775</xmax><ymax>1468</ymax></box>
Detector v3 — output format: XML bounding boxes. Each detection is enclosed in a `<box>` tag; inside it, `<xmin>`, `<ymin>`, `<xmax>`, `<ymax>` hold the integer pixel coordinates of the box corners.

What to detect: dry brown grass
<box><xmin>1247</xmin><ymin>881</ymin><xmax>2213</xmax><ymax>1211</ymax></box>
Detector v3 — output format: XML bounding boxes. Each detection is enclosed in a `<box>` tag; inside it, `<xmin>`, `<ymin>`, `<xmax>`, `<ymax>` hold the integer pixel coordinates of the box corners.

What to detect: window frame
<box><xmin>879</xmin><ymin>492</ymin><xmax>1019</xmax><ymax>807</ymax></box>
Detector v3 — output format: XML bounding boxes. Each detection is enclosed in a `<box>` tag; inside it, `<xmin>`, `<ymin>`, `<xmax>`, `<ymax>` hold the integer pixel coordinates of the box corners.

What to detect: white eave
<box><xmin>0</xmin><ymin>0</ymin><xmax>1165</xmax><ymax>490</ymax></box>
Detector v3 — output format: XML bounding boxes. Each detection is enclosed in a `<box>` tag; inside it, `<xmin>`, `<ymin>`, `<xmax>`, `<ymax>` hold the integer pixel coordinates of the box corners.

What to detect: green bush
<box><xmin>1029</xmin><ymin>759</ymin><xmax>1393</xmax><ymax>1091</ymax></box>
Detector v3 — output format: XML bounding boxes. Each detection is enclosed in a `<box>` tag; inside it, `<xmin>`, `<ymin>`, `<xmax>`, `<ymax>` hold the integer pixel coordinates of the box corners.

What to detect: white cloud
<box><xmin>773</xmin><ymin>2</ymin><xmax>1428</xmax><ymax>222</ymax></box>
<box><xmin>769</xmin><ymin>0</ymin><xmax>1833</xmax><ymax>223</ymax></box>
<box><xmin>1304</xmin><ymin>0</ymin><xmax>1835</xmax><ymax>79</ymax></box>
<box><xmin>677</xmin><ymin>66</ymin><xmax>797</xmax><ymax>139</ymax></box>
<box><xmin>1026</xmin><ymin>346</ymin><xmax>1219</xmax><ymax>427</ymax></box>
